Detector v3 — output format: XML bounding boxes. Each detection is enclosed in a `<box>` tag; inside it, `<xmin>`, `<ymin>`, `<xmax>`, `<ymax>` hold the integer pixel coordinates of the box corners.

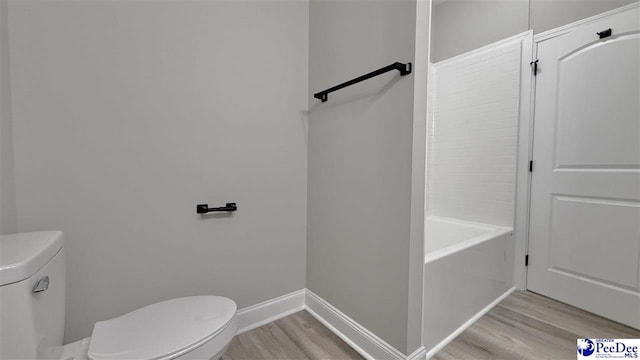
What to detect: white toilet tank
<box><xmin>0</xmin><ymin>231</ymin><xmax>66</xmax><ymax>359</ymax></box>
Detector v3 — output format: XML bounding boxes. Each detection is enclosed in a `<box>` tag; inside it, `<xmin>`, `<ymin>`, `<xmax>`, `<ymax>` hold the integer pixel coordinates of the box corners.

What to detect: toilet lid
<box><xmin>88</xmin><ymin>296</ymin><xmax>236</xmax><ymax>360</ymax></box>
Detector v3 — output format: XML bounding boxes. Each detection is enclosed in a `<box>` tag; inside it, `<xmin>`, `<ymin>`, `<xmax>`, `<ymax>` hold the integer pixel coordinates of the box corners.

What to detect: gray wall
<box><xmin>307</xmin><ymin>0</ymin><xmax>419</xmax><ymax>354</ymax></box>
<box><xmin>431</xmin><ymin>0</ymin><xmax>528</xmax><ymax>62</ymax></box>
<box><xmin>0</xmin><ymin>0</ymin><xmax>16</xmax><ymax>235</ymax></box>
<box><xmin>530</xmin><ymin>0</ymin><xmax>639</xmax><ymax>33</ymax></box>
<box><xmin>431</xmin><ymin>0</ymin><xmax>638</xmax><ymax>62</ymax></box>
<box><xmin>9</xmin><ymin>0</ymin><xmax>308</xmax><ymax>342</ymax></box>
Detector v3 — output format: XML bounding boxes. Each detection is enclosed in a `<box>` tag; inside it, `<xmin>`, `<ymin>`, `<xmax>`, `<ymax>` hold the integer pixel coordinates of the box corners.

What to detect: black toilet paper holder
<box><xmin>196</xmin><ymin>203</ymin><xmax>237</xmax><ymax>214</ymax></box>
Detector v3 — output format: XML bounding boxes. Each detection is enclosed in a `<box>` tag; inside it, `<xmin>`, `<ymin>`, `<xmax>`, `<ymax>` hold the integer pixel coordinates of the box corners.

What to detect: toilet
<box><xmin>0</xmin><ymin>231</ymin><xmax>238</xmax><ymax>360</ymax></box>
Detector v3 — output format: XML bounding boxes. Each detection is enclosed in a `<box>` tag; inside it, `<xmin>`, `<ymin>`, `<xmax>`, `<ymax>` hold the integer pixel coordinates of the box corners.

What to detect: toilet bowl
<box><xmin>0</xmin><ymin>231</ymin><xmax>237</xmax><ymax>360</ymax></box>
<box><xmin>86</xmin><ymin>296</ymin><xmax>237</xmax><ymax>360</ymax></box>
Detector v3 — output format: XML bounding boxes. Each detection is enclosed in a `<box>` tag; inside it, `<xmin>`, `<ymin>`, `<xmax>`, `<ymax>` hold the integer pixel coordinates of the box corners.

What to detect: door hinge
<box><xmin>529</xmin><ymin>160</ymin><xmax>534</xmax><ymax>172</ymax></box>
<box><xmin>525</xmin><ymin>255</ymin><xmax>529</xmax><ymax>267</ymax></box>
<box><xmin>530</xmin><ymin>60</ymin><xmax>539</xmax><ymax>76</ymax></box>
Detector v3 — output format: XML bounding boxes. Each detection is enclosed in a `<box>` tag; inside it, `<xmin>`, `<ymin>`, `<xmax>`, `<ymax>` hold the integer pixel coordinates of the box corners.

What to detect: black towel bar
<box><xmin>314</xmin><ymin>62</ymin><xmax>412</xmax><ymax>103</ymax></box>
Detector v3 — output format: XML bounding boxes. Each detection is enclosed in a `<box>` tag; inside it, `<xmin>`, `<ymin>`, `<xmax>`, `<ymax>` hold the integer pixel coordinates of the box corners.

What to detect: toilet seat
<box><xmin>88</xmin><ymin>296</ymin><xmax>237</xmax><ymax>360</ymax></box>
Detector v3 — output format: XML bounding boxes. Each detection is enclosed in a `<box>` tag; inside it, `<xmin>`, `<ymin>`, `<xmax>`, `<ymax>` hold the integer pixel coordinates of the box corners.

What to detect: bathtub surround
<box><xmin>0</xmin><ymin>0</ymin><xmax>16</xmax><ymax>235</ymax></box>
<box><xmin>423</xmin><ymin>32</ymin><xmax>533</xmax><ymax>354</ymax></box>
<box><xmin>307</xmin><ymin>0</ymin><xmax>429</xmax><ymax>355</ymax></box>
<box><xmin>427</xmin><ymin>33</ymin><xmax>528</xmax><ymax>227</ymax></box>
<box><xmin>422</xmin><ymin>217</ymin><xmax>515</xmax><ymax>355</ymax></box>
<box><xmin>8</xmin><ymin>0</ymin><xmax>308</xmax><ymax>343</ymax></box>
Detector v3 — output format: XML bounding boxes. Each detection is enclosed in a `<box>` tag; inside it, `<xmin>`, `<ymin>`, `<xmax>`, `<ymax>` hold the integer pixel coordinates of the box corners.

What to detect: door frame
<box><xmin>513</xmin><ymin>30</ymin><xmax>534</xmax><ymax>290</ymax></box>
<box><xmin>517</xmin><ymin>1</ymin><xmax>640</xmax><ymax>290</ymax></box>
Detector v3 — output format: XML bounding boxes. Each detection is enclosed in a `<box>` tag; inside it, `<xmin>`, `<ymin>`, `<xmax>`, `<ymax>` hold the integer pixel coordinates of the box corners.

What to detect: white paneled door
<box><xmin>527</xmin><ymin>5</ymin><xmax>640</xmax><ymax>329</ymax></box>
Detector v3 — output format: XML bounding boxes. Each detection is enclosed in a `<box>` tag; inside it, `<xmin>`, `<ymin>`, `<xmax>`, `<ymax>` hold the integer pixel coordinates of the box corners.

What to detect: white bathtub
<box><xmin>423</xmin><ymin>216</ymin><xmax>515</xmax><ymax>357</ymax></box>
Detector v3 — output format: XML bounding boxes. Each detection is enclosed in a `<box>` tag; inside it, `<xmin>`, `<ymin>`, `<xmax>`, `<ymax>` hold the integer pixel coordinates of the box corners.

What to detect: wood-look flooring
<box><xmin>433</xmin><ymin>290</ymin><xmax>639</xmax><ymax>360</ymax></box>
<box><xmin>223</xmin><ymin>290</ymin><xmax>639</xmax><ymax>360</ymax></box>
<box><xmin>222</xmin><ymin>310</ymin><xmax>364</xmax><ymax>360</ymax></box>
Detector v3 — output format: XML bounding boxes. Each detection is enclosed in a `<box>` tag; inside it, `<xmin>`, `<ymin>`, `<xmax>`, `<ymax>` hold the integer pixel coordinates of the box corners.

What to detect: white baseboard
<box><xmin>236</xmin><ymin>288</ymin><xmax>461</xmax><ymax>360</ymax></box>
<box><xmin>407</xmin><ymin>346</ymin><xmax>428</xmax><ymax>360</ymax></box>
<box><xmin>305</xmin><ymin>289</ymin><xmax>418</xmax><ymax>360</ymax></box>
<box><xmin>425</xmin><ymin>287</ymin><xmax>516</xmax><ymax>359</ymax></box>
<box><xmin>236</xmin><ymin>289</ymin><xmax>306</xmax><ymax>334</ymax></box>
